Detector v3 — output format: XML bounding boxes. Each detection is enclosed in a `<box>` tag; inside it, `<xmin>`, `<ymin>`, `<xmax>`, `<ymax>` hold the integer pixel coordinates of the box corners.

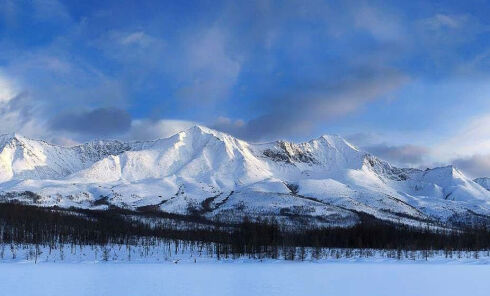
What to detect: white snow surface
<box><xmin>2</xmin><ymin>250</ymin><xmax>490</xmax><ymax>296</ymax></box>
<box><xmin>1</xmin><ymin>125</ymin><xmax>490</xmax><ymax>226</ymax></box>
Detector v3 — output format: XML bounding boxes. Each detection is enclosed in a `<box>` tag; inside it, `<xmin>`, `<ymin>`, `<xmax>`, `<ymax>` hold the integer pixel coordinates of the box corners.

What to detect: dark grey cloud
<box><xmin>213</xmin><ymin>68</ymin><xmax>408</xmax><ymax>141</ymax></box>
<box><xmin>364</xmin><ymin>144</ymin><xmax>430</xmax><ymax>167</ymax></box>
<box><xmin>452</xmin><ymin>154</ymin><xmax>490</xmax><ymax>179</ymax></box>
<box><xmin>51</xmin><ymin>107</ymin><xmax>131</xmax><ymax>136</ymax></box>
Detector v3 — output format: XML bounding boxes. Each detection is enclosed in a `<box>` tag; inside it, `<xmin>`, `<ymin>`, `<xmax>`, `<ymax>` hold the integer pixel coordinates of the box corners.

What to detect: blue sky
<box><xmin>1</xmin><ymin>0</ymin><xmax>490</xmax><ymax>177</ymax></box>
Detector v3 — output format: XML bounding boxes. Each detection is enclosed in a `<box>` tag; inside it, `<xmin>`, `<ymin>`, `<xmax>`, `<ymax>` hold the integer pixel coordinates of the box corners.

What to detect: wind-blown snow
<box><xmin>1</xmin><ymin>125</ymin><xmax>490</xmax><ymax>226</ymax></box>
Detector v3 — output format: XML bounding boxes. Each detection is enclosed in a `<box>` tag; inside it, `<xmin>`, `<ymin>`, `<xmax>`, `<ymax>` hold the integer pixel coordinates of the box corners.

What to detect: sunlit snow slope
<box><xmin>1</xmin><ymin>126</ymin><xmax>490</xmax><ymax>227</ymax></box>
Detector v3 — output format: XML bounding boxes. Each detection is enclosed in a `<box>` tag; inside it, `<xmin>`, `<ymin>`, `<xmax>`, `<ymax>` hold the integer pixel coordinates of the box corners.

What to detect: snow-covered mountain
<box><xmin>474</xmin><ymin>177</ymin><xmax>490</xmax><ymax>191</ymax></box>
<box><xmin>1</xmin><ymin>125</ymin><xmax>490</xmax><ymax>227</ymax></box>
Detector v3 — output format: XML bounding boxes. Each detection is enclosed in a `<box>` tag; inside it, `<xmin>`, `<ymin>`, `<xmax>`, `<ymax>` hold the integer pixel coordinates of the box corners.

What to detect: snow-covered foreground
<box><xmin>1</xmin><ymin>263</ymin><xmax>489</xmax><ymax>296</ymax></box>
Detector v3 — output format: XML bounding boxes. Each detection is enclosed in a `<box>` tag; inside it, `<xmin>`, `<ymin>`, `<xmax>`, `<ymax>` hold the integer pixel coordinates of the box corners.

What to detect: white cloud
<box><xmin>119</xmin><ymin>32</ymin><xmax>148</xmax><ymax>45</ymax></box>
<box><xmin>97</xmin><ymin>27</ymin><xmax>241</xmax><ymax>105</ymax></box>
<box><xmin>3</xmin><ymin>48</ymin><xmax>128</xmax><ymax>114</ymax></box>
<box><xmin>422</xmin><ymin>14</ymin><xmax>467</xmax><ymax>30</ymax></box>
<box><xmin>114</xmin><ymin>31</ymin><xmax>166</xmax><ymax>49</ymax></box>
<box><xmin>0</xmin><ymin>71</ymin><xmax>17</xmax><ymax>103</ymax></box>
<box><xmin>176</xmin><ymin>27</ymin><xmax>242</xmax><ymax>103</ymax></box>
<box><xmin>436</xmin><ymin>114</ymin><xmax>490</xmax><ymax>161</ymax></box>
<box><xmin>354</xmin><ymin>5</ymin><xmax>405</xmax><ymax>42</ymax></box>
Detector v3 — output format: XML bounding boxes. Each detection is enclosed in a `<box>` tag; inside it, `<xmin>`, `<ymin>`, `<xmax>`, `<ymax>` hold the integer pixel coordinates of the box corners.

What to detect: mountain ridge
<box><xmin>1</xmin><ymin>125</ymin><xmax>490</xmax><ymax>228</ymax></box>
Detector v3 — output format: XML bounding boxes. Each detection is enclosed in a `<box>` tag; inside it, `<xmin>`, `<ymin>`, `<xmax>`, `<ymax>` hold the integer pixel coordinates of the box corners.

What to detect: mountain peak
<box><xmin>312</xmin><ymin>134</ymin><xmax>360</xmax><ymax>152</ymax></box>
<box><xmin>0</xmin><ymin>132</ymin><xmax>23</xmax><ymax>140</ymax></box>
<box><xmin>182</xmin><ymin>125</ymin><xmax>241</xmax><ymax>142</ymax></box>
<box><xmin>186</xmin><ymin>124</ymin><xmax>216</xmax><ymax>134</ymax></box>
<box><xmin>0</xmin><ymin>132</ymin><xmax>30</xmax><ymax>148</ymax></box>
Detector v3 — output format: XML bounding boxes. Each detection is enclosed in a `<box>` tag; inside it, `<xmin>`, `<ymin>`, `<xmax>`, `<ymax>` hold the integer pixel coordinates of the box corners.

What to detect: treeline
<box><xmin>226</xmin><ymin>216</ymin><xmax>490</xmax><ymax>258</ymax></box>
<box><xmin>1</xmin><ymin>202</ymin><xmax>490</xmax><ymax>259</ymax></box>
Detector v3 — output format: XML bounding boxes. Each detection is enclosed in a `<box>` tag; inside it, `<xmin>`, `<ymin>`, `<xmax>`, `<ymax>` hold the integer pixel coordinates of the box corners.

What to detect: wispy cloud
<box><xmin>421</xmin><ymin>14</ymin><xmax>468</xmax><ymax>30</ymax></box>
<box><xmin>435</xmin><ymin>113</ymin><xmax>490</xmax><ymax>162</ymax></box>
<box><xmin>174</xmin><ymin>27</ymin><xmax>242</xmax><ymax>104</ymax></box>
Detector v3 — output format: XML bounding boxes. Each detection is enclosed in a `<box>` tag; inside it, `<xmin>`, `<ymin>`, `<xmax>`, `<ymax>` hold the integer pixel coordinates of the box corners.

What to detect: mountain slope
<box><xmin>0</xmin><ymin>134</ymin><xmax>132</xmax><ymax>182</ymax></box>
<box><xmin>475</xmin><ymin>177</ymin><xmax>490</xmax><ymax>191</ymax></box>
<box><xmin>1</xmin><ymin>126</ymin><xmax>490</xmax><ymax>227</ymax></box>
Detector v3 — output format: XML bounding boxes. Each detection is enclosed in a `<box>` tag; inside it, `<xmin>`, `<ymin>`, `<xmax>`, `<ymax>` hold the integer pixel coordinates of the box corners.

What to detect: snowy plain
<box><xmin>1</xmin><ymin>263</ymin><xmax>490</xmax><ymax>296</ymax></box>
<box><xmin>1</xmin><ymin>244</ymin><xmax>490</xmax><ymax>296</ymax></box>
